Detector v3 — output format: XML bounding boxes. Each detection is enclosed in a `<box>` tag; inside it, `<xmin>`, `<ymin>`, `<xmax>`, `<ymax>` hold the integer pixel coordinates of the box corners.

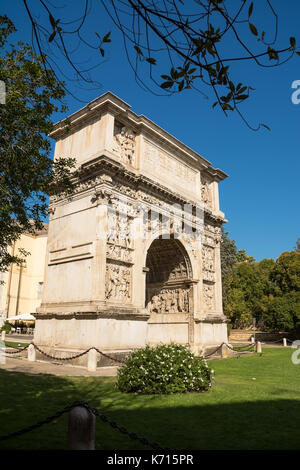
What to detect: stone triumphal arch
<box><xmin>34</xmin><ymin>92</ymin><xmax>229</xmax><ymax>357</ymax></box>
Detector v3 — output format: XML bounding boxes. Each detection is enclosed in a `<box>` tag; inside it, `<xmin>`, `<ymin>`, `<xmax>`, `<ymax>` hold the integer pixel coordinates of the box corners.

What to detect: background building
<box><xmin>0</xmin><ymin>224</ymin><xmax>48</xmax><ymax>326</ymax></box>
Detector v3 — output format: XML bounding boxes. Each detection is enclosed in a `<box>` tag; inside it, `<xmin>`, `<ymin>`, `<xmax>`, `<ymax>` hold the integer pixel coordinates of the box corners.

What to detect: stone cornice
<box><xmin>49</xmin><ymin>91</ymin><xmax>228</xmax><ymax>182</ymax></box>
<box><xmin>51</xmin><ymin>154</ymin><xmax>226</xmax><ymax>225</ymax></box>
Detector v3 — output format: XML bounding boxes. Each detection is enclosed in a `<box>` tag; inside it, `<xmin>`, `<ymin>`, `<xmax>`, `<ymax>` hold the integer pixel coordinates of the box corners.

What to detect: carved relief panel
<box><xmin>113</xmin><ymin>123</ymin><xmax>136</xmax><ymax>166</ymax></box>
<box><xmin>202</xmin><ymin>245</ymin><xmax>215</xmax><ymax>282</ymax></box>
<box><xmin>147</xmin><ymin>286</ymin><xmax>191</xmax><ymax>314</ymax></box>
<box><xmin>105</xmin><ymin>261</ymin><xmax>131</xmax><ymax>302</ymax></box>
<box><xmin>201</xmin><ymin>175</ymin><xmax>213</xmax><ymax>209</ymax></box>
<box><xmin>203</xmin><ymin>282</ymin><xmax>215</xmax><ymax>311</ymax></box>
<box><xmin>107</xmin><ymin>208</ymin><xmax>134</xmax><ymax>248</ymax></box>
<box><xmin>143</xmin><ymin>139</ymin><xmax>197</xmax><ymax>190</ymax></box>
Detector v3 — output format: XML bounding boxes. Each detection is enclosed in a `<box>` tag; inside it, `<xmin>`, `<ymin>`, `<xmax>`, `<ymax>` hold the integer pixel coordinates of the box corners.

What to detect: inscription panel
<box><xmin>143</xmin><ymin>139</ymin><xmax>198</xmax><ymax>192</ymax></box>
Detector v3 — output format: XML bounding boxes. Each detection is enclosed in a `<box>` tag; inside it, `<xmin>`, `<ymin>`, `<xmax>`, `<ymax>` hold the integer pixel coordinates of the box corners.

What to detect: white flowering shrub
<box><xmin>117</xmin><ymin>343</ymin><xmax>213</xmax><ymax>394</ymax></box>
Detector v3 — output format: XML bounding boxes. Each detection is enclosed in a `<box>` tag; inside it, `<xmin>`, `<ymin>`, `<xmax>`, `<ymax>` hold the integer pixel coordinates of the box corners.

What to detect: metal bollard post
<box><xmin>28</xmin><ymin>344</ymin><xmax>36</xmax><ymax>362</ymax></box>
<box><xmin>256</xmin><ymin>341</ymin><xmax>262</xmax><ymax>354</ymax></box>
<box><xmin>68</xmin><ymin>406</ymin><xmax>95</xmax><ymax>450</ymax></box>
<box><xmin>87</xmin><ymin>348</ymin><xmax>97</xmax><ymax>372</ymax></box>
<box><xmin>283</xmin><ymin>338</ymin><xmax>287</xmax><ymax>347</ymax></box>
<box><xmin>221</xmin><ymin>343</ymin><xmax>228</xmax><ymax>358</ymax></box>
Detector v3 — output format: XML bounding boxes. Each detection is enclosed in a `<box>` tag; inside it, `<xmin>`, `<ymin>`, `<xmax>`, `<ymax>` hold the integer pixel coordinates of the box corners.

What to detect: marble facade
<box><xmin>34</xmin><ymin>92</ymin><xmax>228</xmax><ymax>355</ymax></box>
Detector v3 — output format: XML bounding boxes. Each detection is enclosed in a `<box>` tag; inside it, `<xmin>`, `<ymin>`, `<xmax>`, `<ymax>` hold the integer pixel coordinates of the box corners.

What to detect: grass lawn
<box><xmin>0</xmin><ymin>347</ymin><xmax>299</xmax><ymax>450</ymax></box>
<box><xmin>4</xmin><ymin>341</ymin><xmax>29</xmax><ymax>349</ymax></box>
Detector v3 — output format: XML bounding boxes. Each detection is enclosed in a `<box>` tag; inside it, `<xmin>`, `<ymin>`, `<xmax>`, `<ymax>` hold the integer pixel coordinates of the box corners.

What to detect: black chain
<box><xmin>79</xmin><ymin>402</ymin><xmax>171</xmax><ymax>452</ymax></box>
<box><xmin>32</xmin><ymin>343</ymin><xmax>93</xmax><ymax>361</ymax></box>
<box><xmin>0</xmin><ymin>401</ymin><xmax>170</xmax><ymax>451</ymax></box>
<box><xmin>2</xmin><ymin>344</ymin><xmax>30</xmax><ymax>355</ymax></box>
<box><xmin>94</xmin><ymin>348</ymin><xmax>127</xmax><ymax>364</ymax></box>
<box><xmin>262</xmin><ymin>338</ymin><xmax>285</xmax><ymax>344</ymax></box>
<box><xmin>226</xmin><ymin>343</ymin><xmax>255</xmax><ymax>352</ymax></box>
<box><xmin>286</xmin><ymin>338</ymin><xmax>294</xmax><ymax>344</ymax></box>
<box><xmin>32</xmin><ymin>344</ymin><xmax>126</xmax><ymax>364</ymax></box>
<box><xmin>203</xmin><ymin>343</ymin><xmax>224</xmax><ymax>358</ymax></box>
<box><xmin>0</xmin><ymin>402</ymin><xmax>77</xmax><ymax>441</ymax></box>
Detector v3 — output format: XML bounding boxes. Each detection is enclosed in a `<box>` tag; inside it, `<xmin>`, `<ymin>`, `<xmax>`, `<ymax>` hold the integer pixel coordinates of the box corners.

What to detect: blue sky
<box><xmin>3</xmin><ymin>0</ymin><xmax>300</xmax><ymax>261</ymax></box>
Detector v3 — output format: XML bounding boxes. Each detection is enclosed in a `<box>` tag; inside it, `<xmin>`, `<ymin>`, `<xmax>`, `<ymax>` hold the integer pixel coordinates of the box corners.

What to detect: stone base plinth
<box><xmin>34</xmin><ymin>314</ymin><xmax>148</xmax><ymax>352</ymax></box>
<box><xmin>34</xmin><ymin>312</ymin><xmax>229</xmax><ymax>360</ymax></box>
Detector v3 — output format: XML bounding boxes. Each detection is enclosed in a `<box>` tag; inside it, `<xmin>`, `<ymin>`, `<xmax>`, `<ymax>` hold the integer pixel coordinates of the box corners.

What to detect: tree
<box><xmin>223</xmin><ymin>259</ymin><xmax>274</xmax><ymax>328</ymax></box>
<box><xmin>0</xmin><ymin>16</ymin><xmax>76</xmax><ymax>272</ymax></box>
<box><xmin>223</xmin><ymin>245</ymin><xmax>300</xmax><ymax>332</ymax></box>
<box><xmin>236</xmin><ymin>249</ymin><xmax>255</xmax><ymax>263</ymax></box>
<box><xmin>220</xmin><ymin>227</ymin><xmax>237</xmax><ymax>283</ymax></box>
<box><xmin>270</xmin><ymin>251</ymin><xmax>300</xmax><ymax>294</ymax></box>
<box><xmin>20</xmin><ymin>0</ymin><xmax>300</xmax><ymax>129</ymax></box>
<box><xmin>294</xmin><ymin>238</ymin><xmax>300</xmax><ymax>251</ymax></box>
<box><xmin>263</xmin><ymin>292</ymin><xmax>300</xmax><ymax>333</ymax></box>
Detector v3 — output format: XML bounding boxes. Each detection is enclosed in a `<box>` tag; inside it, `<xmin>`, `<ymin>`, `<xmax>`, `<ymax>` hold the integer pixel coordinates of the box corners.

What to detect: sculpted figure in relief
<box><xmin>203</xmin><ymin>283</ymin><xmax>214</xmax><ymax>310</ymax></box>
<box><xmin>114</xmin><ymin>126</ymin><xmax>136</xmax><ymax>166</ymax></box>
<box><xmin>108</xmin><ymin>211</ymin><xmax>118</xmax><ymax>244</ymax></box>
<box><xmin>106</xmin><ymin>264</ymin><xmax>131</xmax><ymax>301</ymax></box>
<box><xmin>147</xmin><ymin>288</ymin><xmax>189</xmax><ymax>314</ymax></box>
<box><xmin>201</xmin><ymin>180</ymin><xmax>212</xmax><ymax>208</ymax></box>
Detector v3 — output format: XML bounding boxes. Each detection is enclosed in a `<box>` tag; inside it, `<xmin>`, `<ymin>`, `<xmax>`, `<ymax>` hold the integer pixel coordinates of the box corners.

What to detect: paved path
<box><xmin>0</xmin><ymin>356</ymin><xmax>118</xmax><ymax>377</ymax></box>
<box><xmin>4</xmin><ymin>334</ymin><xmax>33</xmax><ymax>342</ymax></box>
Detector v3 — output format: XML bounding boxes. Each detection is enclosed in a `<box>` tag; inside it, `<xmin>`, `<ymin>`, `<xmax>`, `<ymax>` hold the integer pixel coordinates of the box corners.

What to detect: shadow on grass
<box><xmin>0</xmin><ymin>368</ymin><xmax>299</xmax><ymax>450</ymax></box>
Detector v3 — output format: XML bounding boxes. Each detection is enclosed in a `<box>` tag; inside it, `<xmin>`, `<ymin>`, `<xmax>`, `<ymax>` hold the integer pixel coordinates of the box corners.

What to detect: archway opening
<box><xmin>145</xmin><ymin>237</ymin><xmax>193</xmax><ymax>314</ymax></box>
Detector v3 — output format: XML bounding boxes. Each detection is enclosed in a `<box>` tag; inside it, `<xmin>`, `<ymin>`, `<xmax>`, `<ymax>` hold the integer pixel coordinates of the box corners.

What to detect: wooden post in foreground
<box><xmin>68</xmin><ymin>406</ymin><xmax>95</xmax><ymax>450</ymax></box>
<box><xmin>256</xmin><ymin>341</ymin><xmax>262</xmax><ymax>354</ymax></box>
<box><xmin>1</xmin><ymin>331</ymin><xmax>5</xmax><ymax>341</ymax></box>
<box><xmin>283</xmin><ymin>338</ymin><xmax>287</xmax><ymax>347</ymax></box>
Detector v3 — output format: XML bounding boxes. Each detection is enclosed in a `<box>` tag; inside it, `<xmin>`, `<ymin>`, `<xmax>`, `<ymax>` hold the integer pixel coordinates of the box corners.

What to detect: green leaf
<box><xmin>49</xmin><ymin>13</ymin><xmax>56</xmax><ymax>30</ymax></box>
<box><xmin>238</xmin><ymin>86</ymin><xmax>247</xmax><ymax>94</ymax></box>
<box><xmin>100</xmin><ymin>48</ymin><xmax>105</xmax><ymax>57</ymax></box>
<box><xmin>146</xmin><ymin>57</ymin><xmax>156</xmax><ymax>65</ymax></box>
<box><xmin>229</xmin><ymin>81</ymin><xmax>235</xmax><ymax>92</ymax></box>
<box><xmin>178</xmin><ymin>80</ymin><xmax>184</xmax><ymax>91</ymax></box>
<box><xmin>48</xmin><ymin>31</ymin><xmax>56</xmax><ymax>43</ymax></box>
<box><xmin>296</xmin><ymin>52</ymin><xmax>300</xmax><ymax>56</ymax></box>
<box><xmin>261</xmin><ymin>123</ymin><xmax>270</xmax><ymax>131</ymax></box>
<box><xmin>248</xmin><ymin>2</ymin><xmax>253</xmax><ymax>18</ymax></box>
<box><xmin>103</xmin><ymin>32</ymin><xmax>111</xmax><ymax>43</ymax></box>
<box><xmin>237</xmin><ymin>94</ymin><xmax>249</xmax><ymax>101</ymax></box>
<box><xmin>249</xmin><ymin>23</ymin><xmax>258</xmax><ymax>36</ymax></box>
<box><xmin>290</xmin><ymin>37</ymin><xmax>296</xmax><ymax>49</ymax></box>
<box><xmin>170</xmin><ymin>67</ymin><xmax>177</xmax><ymax>79</ymax></box>
<box><xmin>160</xmin><ymin>81</ymin><xmax>173</xmax><ymax>89</ymax></box>
<box><xmin>267</xmin><ymin>46</ymin><xmax>278</xmax><ymax>60</ymax></box>
<box><xmin>134</xmin><ymin>45</ymin><xmax>143</xmax><ymax>56</ymax></box>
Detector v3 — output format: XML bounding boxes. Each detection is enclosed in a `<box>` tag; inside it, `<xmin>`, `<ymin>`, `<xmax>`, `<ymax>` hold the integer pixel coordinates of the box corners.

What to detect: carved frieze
<box><xmin>147</xmin><ymin>287</ymin><xmax>190</xmax><ymax>314</ymax></box>
<box><xmin>107</xmin><ymin>209</ymin><xmax>134</xmax><ymax>248</ymax></box>
<box><xmin>105</xmin><ymin>261</ymin><xmax>131</xmax><ymax>302</ymax></box>
<box><xmin>106</xmin><ymin>244</ymin><xmax>133</xmax><ymax>264</ymax></box>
